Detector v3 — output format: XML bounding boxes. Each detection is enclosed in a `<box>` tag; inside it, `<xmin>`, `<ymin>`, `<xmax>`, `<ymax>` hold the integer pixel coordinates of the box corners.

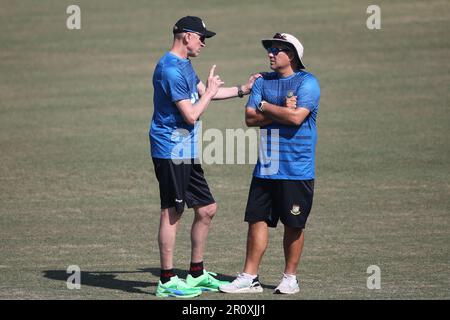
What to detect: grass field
<box><xmin>0</xmin><ymin>0</ymin><xmax>449</xmax><ymax>299</ymax></box>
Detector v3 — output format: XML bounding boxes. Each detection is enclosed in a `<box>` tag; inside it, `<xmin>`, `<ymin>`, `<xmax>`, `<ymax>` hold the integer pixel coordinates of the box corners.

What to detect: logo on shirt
<box><xmin>290</xmin><ymin>204</ymin><xmax>301</xmax><ymax>215</ymax></box>
<box><xmin>190</xmin><ymin>92</ymin><xmax>199</xmax><ymax>104</ymax></box>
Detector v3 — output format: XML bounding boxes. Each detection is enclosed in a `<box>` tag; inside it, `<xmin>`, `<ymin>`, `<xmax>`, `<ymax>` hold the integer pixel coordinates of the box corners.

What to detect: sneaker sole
<box><xmin>273</xmin><ymin>288</ymin><xmax>300</xmax><ymax>294</ymax></box>
<box><xmin>196</xmin><ymin>286</ymin><xmax>219</xmax><ymax>292</ymax></box>
<box><xmin>156</xmin><ymin>291</ymin><xmax>202</xmax><ymax>298</ymax></box>
<box><xmin>219</xmin><ymin>286</ymin><xmax>264</xmax><ymax>294</ymax></box>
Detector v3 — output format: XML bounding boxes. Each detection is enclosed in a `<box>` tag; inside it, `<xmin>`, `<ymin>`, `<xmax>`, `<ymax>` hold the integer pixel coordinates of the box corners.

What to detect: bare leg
<box><xmin>158</xmin><ymin>207</ymin><xmax>182</xmax><ymax>270</ymax></box>
<box><xmin>190</xmin><ymin>203</ymin><xmax>217</xmax><ymax>263</ymax></box>
<box><xmin>243</xmin><ymin>221</ymin><xmax>269</xmax><ymax>275</ymax></box>
<box><xmin>283</xmin><ymin>226</ymin><xmax>304</xmax><ymax>275</ymax></box>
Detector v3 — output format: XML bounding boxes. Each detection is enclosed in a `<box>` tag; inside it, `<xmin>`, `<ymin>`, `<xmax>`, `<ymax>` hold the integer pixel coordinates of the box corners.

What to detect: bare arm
<box><xmin>197</xmin><ymin>74</ymin><xmax>261</xmax><ymax>100</ymax></box>
<box><xmin>261</xmin><ymin>97</ymin><xmax>311</xmax><ymax>126</ymax></box>
<box><xmin>213</xmin><ymin>86</ymin><xmax>243</xmax><ymax>100</ymax></box>
<box><xmin>263</xmin><ymin>102</ymin><xmax>310</xmax><ymax>126</ymax></box>
<box><xmin>245</xmin><ymin>107</ymin><xmax>273</xmax><ymax>127</ymax></box>
<box><xmin>175</xmin><ymin>94</ymin><xmax>214</xmax><ymax>126</ymax></box>
<box><xmin>175</xmin><ymin>65</ymin><xmax>223</xmax><ymax>126</ymax></box>
<box><xmin>197</xmin><ymin>82</ymin><xmax>238</xmax><ymax>100</ymax></box>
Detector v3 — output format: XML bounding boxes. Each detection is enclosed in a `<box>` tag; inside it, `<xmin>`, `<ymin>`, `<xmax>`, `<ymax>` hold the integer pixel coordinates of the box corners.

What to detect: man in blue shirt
<box><xmin>150</xmin><ymin>16</ymin><xmax>260</xmax><ymax>298</ymax></box>
<box><xmin>220</xmin><ymin>33</ymin><xmax>320</xmax><ymax>295</ymax></box>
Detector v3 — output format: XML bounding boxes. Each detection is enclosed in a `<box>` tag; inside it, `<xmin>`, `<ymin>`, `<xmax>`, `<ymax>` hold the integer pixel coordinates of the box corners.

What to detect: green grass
<box><xmin>0</xmin><ymin>0</ymin><xmax>449</xmax><ymax>299</ymax></box>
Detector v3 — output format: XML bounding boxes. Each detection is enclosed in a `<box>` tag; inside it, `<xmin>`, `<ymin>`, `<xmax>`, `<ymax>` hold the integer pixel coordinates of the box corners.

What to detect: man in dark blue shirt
<box><xmin>150</xmin><ymin>16</ymin><xmax>260</xmax><ymax>298</ymax></box>
<box><xmin>220</xmin><ymin>33</ymin><xmax>320</xmax><ymax>295</ymax></box>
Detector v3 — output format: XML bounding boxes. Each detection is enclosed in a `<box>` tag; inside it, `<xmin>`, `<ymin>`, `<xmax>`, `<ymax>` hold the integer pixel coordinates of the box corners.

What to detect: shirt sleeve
<box><xmin>245</xmin><ymin>77</ymin><xmax>264</xmax><ymax>109</ymax></box>
<box><xmin>296</xmin><ymin>74</ymin><xmax>320</xmax><ymax>111</ymax></box>
<box><xmin>164</xmin><ymin>67</ymin><xmax>191</xmax><ymax>102</ymax></box>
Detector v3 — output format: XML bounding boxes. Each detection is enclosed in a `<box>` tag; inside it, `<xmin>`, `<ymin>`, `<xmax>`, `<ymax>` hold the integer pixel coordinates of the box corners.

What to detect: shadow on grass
<box><xmin>42</xmin><ymin>268</ymin><xmax>267</xmax><ymax>295</ymax></box>
<box><xmin>43</xmin><ymin>268</ymin><xmax>156</xmax><ymax>294</ymax></box>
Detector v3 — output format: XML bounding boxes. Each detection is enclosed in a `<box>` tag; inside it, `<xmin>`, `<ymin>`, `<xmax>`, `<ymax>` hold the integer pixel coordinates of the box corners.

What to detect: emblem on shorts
<box><xmin>291</xmin><ymin>204</ymin><xmax>301</xmax><ymax>215</ymax></box>
<box><xmin>175</xmin><ymin>199</ymin><xmax>183</xmax><ymax>203</ymax></box>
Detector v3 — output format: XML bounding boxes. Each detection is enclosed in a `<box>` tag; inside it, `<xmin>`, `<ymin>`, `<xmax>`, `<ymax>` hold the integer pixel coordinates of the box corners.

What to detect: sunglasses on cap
<box><xmin>183</xmin><ymin>28</ymin><xmax>206</xmax><ymax>43</ymax></box>
<box><xmin>266</xmin><ymin>47</ymin><xmax>290</xmax><ymax>55</ymax></box>
<box><xmin>273</xmin><ymin>33</ymin><xmax>287</xmax><ymax>40</ymax></box>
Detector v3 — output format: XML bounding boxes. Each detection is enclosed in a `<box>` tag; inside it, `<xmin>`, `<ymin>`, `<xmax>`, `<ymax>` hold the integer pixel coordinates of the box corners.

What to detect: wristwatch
<box><xmin>257</xmin><ymin>100</ymin><xmax>266</xmax><ymax>113</ymax></box>
<box><xmin>237</xmin><ymin>85</ymin><xmax>244</xmax><ymax>98</ymax></box>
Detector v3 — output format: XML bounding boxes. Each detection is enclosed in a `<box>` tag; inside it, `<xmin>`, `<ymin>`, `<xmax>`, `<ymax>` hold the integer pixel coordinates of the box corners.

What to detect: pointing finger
<box><xmin>209</xmin><ymin>64</ymin><xmax>216</xmax><ymax>78</ymax></box>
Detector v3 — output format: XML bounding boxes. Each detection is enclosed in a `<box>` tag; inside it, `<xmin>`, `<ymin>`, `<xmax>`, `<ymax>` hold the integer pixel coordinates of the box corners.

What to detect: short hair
<box><xmin>174</xmin><ymin>32</ymin><xmax>185</xmax><ymax>41</ymax></box>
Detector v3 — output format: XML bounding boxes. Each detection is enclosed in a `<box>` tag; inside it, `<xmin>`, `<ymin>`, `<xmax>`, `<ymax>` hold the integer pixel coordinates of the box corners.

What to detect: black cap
<box><xmin>173</xmin><ymin>16</ymin><xmax>216</xmax><ymax>38</ymax></box>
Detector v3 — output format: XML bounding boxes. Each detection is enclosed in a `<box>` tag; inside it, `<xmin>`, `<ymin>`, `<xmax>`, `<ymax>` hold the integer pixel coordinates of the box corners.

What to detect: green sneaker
<box><xmin>186</xmin><ymin>270</ymin><xmax>230</xmax><ymax>292</ymax></box>
<box><xmin>156</xmin><ymin>275</ymin><xmax>202</xmax><ymax>298</ymax></box>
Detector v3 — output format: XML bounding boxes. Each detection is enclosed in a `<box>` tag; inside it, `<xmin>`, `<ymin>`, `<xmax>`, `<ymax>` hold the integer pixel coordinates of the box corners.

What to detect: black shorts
<box><xmin>245</xmin><ymin>177</ymin><xmax>314</xmax><ymax>229</ymax></box>
<box><xmin>152</xmin><ymin>158</ymin><xmax>215</xmax><ymax>214</ymax></box>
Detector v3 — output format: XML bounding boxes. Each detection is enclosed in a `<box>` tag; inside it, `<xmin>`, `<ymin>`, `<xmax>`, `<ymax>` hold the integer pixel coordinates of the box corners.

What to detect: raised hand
<box><xmin>206</xmin><ymin>65</ymin><xmax>224</xmax><ymax>97</ymax></box>
<box><xmin>242</xmin><ymin>73</ymin><xmax>263</xmax><ymax>94</ymax></box>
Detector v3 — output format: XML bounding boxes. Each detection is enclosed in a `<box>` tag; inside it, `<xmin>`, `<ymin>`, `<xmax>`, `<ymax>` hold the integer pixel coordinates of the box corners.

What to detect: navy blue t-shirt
<box><xmin>247</xmin><ymin>71</ymin><xmax>320</xmax><ymax>180</ymax></box>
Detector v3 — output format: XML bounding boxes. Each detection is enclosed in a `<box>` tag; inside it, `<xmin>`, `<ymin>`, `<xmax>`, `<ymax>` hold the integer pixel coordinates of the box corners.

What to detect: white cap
<box><xmin>261</xmin><ymin>33</ymin><xmax>305</xmax><ymax>69</ymax></box>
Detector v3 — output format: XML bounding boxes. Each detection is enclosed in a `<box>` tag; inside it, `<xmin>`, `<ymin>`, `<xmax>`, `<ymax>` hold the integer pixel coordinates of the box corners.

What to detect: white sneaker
<box><xmin>219</xmin><ymin>273</ymin><xmax>263</xmax><ymax>293</ymax></box>
<box><xmin>274</xmin><ymin>274</ymin><xmax>300</xmax><ymax>294</ymax></box>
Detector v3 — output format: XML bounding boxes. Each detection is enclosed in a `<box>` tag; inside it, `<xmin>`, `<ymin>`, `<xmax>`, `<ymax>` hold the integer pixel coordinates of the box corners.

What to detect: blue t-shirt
<box><xmin>149</xmin><ymin>52</ymin><xmax>200</xmax><ymax>159</ymax></box>
<box><xmin>247</xmin><ymin>71</ymin><xmax>320</xmax><ymax>180</ymax></box>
